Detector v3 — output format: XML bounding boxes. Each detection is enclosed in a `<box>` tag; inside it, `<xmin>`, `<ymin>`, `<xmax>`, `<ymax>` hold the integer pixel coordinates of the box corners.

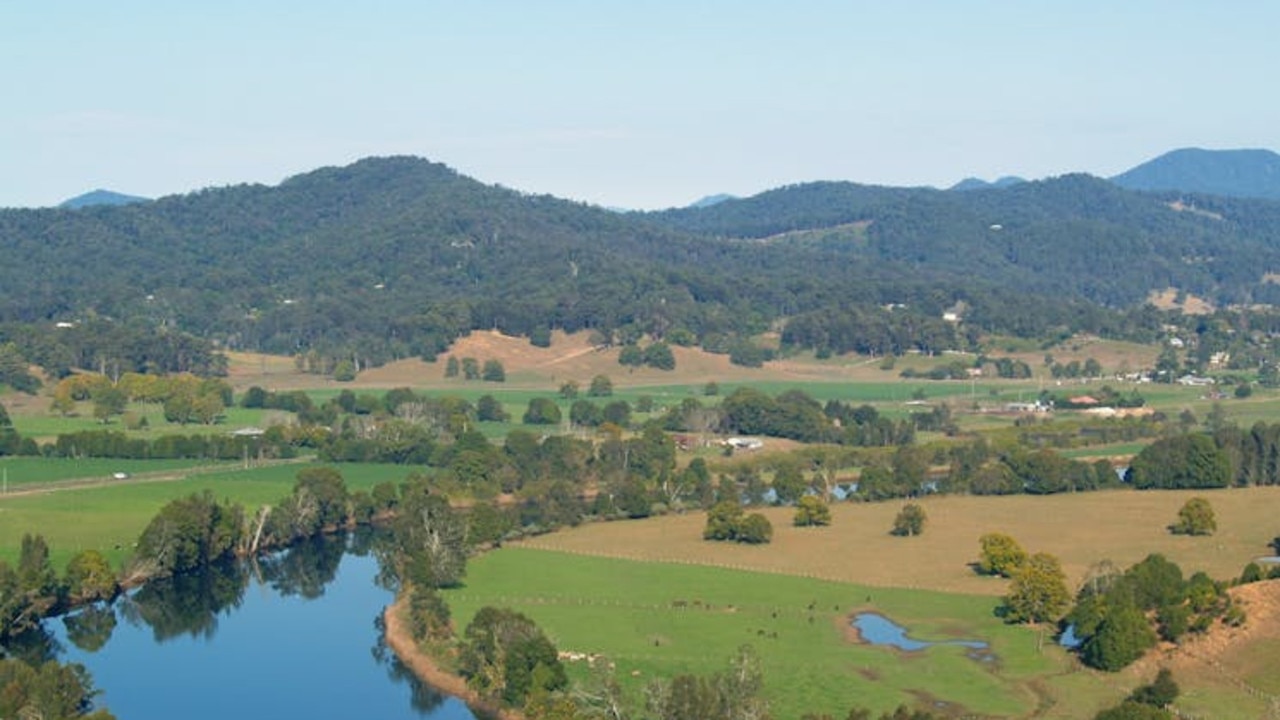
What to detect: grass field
<box><xmin>464</xmin><ymin>487</ymin><xmax>1280</xmax><ymax>719</ymax></box>
<box><xmin>444</xmin><ymin>548</ymin><xmax>1122</xmax><ymax>719</ymax></box>
<box><xmin>520</xmin><ymin>488</ymin><xmax>1280</xmax><ymax>597</ymax></box>
<box><xmin>0</xmin><ymin>456</ymin><xmax>229</xmax><ymax>487</ymax></box>
<box><xmin>0</xmin><ymin>460</ymin><xmax>427</xmax><ymax>568</ymax></box>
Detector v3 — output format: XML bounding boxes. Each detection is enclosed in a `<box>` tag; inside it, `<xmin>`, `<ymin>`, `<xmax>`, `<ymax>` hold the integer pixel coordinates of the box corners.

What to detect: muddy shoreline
<box><xmin>382</xmin><ymin>594</ymin><xmax>526</xmax><ymax>720</ymax></box>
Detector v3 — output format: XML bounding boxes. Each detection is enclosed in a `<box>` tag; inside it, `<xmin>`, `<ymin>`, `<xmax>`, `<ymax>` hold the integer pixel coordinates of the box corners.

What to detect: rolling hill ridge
<box><xmin>4</xmin><ymin>155</ymin><xmax>1280</xmax><ymax>365</ymax></box>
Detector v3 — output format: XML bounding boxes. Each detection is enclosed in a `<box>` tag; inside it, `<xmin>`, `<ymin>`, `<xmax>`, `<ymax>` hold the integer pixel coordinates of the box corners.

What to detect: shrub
<box><xmin>1169</xmin><ymin>497</ymin><xmax>1216</xmax><ymax>536</ymax></box>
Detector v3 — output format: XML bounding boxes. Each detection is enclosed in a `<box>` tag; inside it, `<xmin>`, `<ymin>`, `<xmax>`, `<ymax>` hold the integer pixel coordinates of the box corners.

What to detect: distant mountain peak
<box><xmin>59</xmin><ymin>189</ymin><xmax>150</xmax><ymax>209</ymax></box>
<box><xmin>1110</xmin><ymin>147</ymin><xmax>1280</xmax><ymax>200</ymax></box>
<box><xmin>688</xmin><ymin>193</ymin><xmax>736</xmax><ymax>208</ymax></box>
<box><xmin>949</xmin><ymin>176</ymin><xmax>1026</xmax><ymax>192</ymax></box>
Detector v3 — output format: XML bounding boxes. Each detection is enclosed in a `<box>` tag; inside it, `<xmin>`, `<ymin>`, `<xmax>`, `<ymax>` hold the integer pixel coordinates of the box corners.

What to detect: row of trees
<box><xmin>127</xmin><ymin>468</ymin><xmax>410</xmax><ymax>582</ymax></box>
<box><xmin>444</xmin><ymin>356</ymin><xmax>506</xmax><ymax>382</ymax></box>
<box><xmin>49</xmin><ymin>372</ymin><xmax>233</xmax><ymax>425</ymax></box>
<box><xmin>618</xmin><ymin>341</ymin><xmax>676</xmax><ymax>370</ymax></box>
<box><xmin>1126</xmin><ymin>421</ymin><xmax>1280</xmax><ymax>489</ymax></box>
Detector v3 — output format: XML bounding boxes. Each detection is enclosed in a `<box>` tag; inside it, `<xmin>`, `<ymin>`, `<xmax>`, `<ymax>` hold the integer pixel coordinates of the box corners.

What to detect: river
<box><xmin>23</xmin><ymin>531</ymin><xmax>482</xmax><ymax>720</ymax></box>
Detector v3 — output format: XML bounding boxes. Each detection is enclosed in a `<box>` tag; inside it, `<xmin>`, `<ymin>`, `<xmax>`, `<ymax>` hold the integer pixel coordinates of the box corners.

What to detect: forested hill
<box><xmin>642</xmin><ymin>173</ymin><xmax>1280</xmax><ymax>308</ymax></box>
<box><xmin>1111</xmin><ymin>148</ymin><xmax>1280</xmax><ymax>200</ymax></box>
<box><xmin>0</xmin><ymin>157</ymin><xmax>724</xmax><ymax>358</ymax></box>
<box><xmin>3</xmin><ymin>157</ymin><xmax>1014</xmax><ymax>364</ymax></box>
<box><xmin>5</xmin><ymin>155</ymin><xmax>1280</xmax><ymax>368</ymax></box>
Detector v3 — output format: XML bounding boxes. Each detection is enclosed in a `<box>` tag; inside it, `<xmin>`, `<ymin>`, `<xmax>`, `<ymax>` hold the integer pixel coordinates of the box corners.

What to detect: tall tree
<box><xmin>1003</xmin><ymin>552</ymin><xmax>1070</xmax><ymax>624</ymax></box>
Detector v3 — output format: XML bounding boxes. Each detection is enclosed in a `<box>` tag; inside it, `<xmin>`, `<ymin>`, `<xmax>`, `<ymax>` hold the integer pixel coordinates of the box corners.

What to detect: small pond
<box><xmin>852</xmin><ymin>612</ymin><xmax>989</xmax><ymax>657</ymax></box>
<box><xmin>1059</xmin><ymin>624</ymin><xmax>1082</xmax><ymax>648</ymax></box>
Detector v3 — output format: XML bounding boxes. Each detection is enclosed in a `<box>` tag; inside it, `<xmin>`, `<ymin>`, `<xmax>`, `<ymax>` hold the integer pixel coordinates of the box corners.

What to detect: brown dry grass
<box><xmin>224</xmin><ymin>330</ymin><xmax>903</xmax><ymax>391</ymax></box>
<box><xmin>519</xmin><ymin>487</ymin><xmax>1280</xmax><ymax>597</ymax></box>
<box><xmin>995</xmin><ymin>335</ymin><xmax>1159</xmax><ymax>376</ymax></box>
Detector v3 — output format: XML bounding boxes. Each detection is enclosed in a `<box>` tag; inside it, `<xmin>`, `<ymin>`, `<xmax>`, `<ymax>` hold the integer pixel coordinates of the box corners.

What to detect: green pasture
<box><xmin>0</xmin><ymin>461</ymin><xmax>428</xmax><ymax>569</ymax></box>
<box><xmin>0</xmin><ymin>456</ymin><xmax>226</xmax><ymax>487</ymax></box>
<box><xmin>444</xmin><ymin>547</ymin><xmax>1122</xmax><ymax>719</ymax></box>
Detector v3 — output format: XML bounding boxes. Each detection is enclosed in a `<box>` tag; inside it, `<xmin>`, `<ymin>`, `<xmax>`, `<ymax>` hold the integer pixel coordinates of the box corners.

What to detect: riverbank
<box><xmin>382</xmin><ymin>594</ymin><xmax>526</xmax><ymax>720</ymax></box>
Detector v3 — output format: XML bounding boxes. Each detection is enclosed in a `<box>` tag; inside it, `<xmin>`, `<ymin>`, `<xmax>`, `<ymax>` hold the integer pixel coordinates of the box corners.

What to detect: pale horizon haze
<box><xmin>4</xmin><ymin>1</ymin><xmax>1279</xmax><ymax>209</ymax></box>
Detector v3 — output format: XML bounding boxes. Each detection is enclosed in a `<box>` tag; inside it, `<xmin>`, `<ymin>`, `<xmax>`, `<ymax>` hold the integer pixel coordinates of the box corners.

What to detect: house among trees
<box><xmin>1004</xmin><ymin>401</ymin><xmax>1050</xmax><ymax>414</ymax></box>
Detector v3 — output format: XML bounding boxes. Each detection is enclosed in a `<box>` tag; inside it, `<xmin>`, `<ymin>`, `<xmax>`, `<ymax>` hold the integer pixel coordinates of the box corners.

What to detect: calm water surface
<box><xmin>43</xmin><ymin>533</ymin><xmax>482</xmax><ymax>720</ymax></box>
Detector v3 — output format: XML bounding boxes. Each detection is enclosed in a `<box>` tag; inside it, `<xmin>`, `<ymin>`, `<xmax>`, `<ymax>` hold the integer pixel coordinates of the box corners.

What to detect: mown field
<box><xmin>445</xmin><ymin>548</ymin><xmax>1116</xmax><ymax>719</ymax></box>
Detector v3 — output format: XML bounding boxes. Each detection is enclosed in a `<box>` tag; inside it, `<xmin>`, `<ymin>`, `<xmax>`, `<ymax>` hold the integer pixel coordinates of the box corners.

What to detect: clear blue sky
<box><xmin>4</xmin><ymin>1</ymin><xmax>1278</xmax><ymax>209</ymax></box>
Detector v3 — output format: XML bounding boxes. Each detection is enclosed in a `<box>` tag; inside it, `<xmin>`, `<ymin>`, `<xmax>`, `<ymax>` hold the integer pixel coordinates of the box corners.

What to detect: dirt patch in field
<box><xmin>1147</xmin><ymin>288</ymin><xmax>1215</xmax><ymax>316</ymax></box>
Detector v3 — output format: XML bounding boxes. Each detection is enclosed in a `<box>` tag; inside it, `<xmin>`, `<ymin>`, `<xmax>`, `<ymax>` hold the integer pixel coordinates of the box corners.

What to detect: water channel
<box><xmin>15</xmin><ymin>531</ymin><xmax>483</xmax><ymax>720</ymax></box>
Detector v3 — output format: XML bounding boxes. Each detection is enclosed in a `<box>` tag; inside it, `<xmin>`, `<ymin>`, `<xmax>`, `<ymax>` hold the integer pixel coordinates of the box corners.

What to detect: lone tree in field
<box><xmin>1003</xmin><ymin>552</ymin><xmax>1070</xmax><ymax>624</ymax></box>
<box><xmin>704</xmin><ymin>500</ymin><xmax>773</xmax><ymax>544</ymax></box>
<box><xmin>977</xmin><ymin>532</ymin><xmax>1028</xmax><ymax>577</ymax></box>
<box><xmin>1169</xmin><ymin>497</ymin><xmax>1216</xmax><ymax>536</ymax></box>
<box><xmin>793</xmin><ymin>495</ymin><xmax>831</xmax><ymax>527</ymax></box>
<box><xmin>890</xmin><ymin>503</ymin><xmax>927</xmax><ymax>536</ymax></box>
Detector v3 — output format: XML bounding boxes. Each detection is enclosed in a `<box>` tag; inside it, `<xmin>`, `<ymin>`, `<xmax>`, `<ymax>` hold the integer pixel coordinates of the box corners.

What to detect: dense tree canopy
<box><xmin>1127</xmin><ymin>434</ymin><xmax>1231</xmax><ymax>490</ymax></box>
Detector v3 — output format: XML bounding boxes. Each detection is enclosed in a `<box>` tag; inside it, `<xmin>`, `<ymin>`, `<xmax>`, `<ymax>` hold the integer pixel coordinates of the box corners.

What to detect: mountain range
<box><xmin>4</xmin><ymin>150</ymin><xmax>1280</xmax><ymax>365</ymax></box>
<box><xmin>1110</xmin><ymin>147</ymin><xmax>1280</xmax><ymax>200</ymax></box>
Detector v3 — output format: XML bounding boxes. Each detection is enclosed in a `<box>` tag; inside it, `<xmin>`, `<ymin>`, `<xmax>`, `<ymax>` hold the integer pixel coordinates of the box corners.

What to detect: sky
<box><xmin>4</xmin><ymin>1</ymin><xmax>1280</xmax><ymax>210</ymax></box>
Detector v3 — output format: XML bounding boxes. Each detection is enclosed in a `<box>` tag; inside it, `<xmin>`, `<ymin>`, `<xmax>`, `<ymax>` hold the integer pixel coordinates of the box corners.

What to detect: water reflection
<box><xmin>257</xmin><ymin>533</ymin><xmax>345</xmax><ymax>599</ymax></box>
<box><xmin>42</xmin><ymin>528</ymin><xmax>480</xmax><ymax>720</ymax></box>
<box><xmin>2</xmin><ymin>624</ymin><xmax>62</xmax><ymax>666</ymax></box>
<box><xmin>119</xmin><ymin>559</ymin><xmax>247</xmax><ymax>642</ymax></box>
<box><xmin>63</xmin><ymin>605</ymin><xmax>117</xmax><ymax>652</ymax></box>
